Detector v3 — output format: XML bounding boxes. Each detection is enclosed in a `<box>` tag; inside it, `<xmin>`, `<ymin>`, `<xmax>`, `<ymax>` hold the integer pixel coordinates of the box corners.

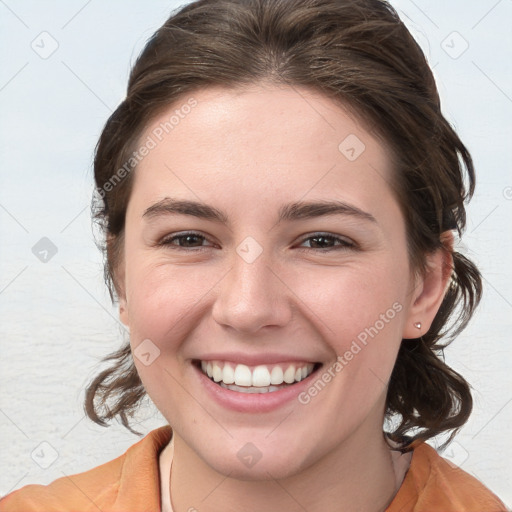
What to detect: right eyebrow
<box><xmin>143</xmin><ymin>198</ymin><xmax>229</xmax><ymax>223</ymax></box>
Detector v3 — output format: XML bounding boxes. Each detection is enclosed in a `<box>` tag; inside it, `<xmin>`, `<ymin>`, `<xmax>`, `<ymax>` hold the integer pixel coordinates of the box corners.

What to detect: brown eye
<box><xmin>299</xmin><ymin>233</ymin><xmax>355</xmax><ymax>251</ymax></box>
<box><xmin>159</xmin><ymin>232</ymin><xmax>212</xmax><ymax>249</ymax></box>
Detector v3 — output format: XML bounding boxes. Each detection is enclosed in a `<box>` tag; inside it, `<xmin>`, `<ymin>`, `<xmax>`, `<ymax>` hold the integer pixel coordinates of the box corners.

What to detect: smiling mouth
<box><xmin>194</xmin><ymin>360</ymin><xmax>321</xmax><ymax>393</ymax></box>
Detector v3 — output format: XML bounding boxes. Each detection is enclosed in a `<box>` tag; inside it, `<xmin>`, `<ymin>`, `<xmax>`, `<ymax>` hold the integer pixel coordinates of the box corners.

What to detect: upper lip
<box><xmin>193</xmin><ymin>352</ymin><xmax>320</xmax><ymax>366</ymax></box>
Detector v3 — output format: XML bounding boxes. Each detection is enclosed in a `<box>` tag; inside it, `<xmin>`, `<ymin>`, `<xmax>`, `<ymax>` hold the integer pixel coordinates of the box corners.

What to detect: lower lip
<box><xmin>194</xmin><ymin>363</ymin><xmax>321</xmax><ymax>413</ymax></box>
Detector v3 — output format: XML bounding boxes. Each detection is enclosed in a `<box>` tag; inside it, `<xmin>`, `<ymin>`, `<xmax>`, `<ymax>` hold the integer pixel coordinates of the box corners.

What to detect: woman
<box><xmin>1</xmin><ymin>0</ymin><xmax>507</xmax><ymax>510</ymax></box>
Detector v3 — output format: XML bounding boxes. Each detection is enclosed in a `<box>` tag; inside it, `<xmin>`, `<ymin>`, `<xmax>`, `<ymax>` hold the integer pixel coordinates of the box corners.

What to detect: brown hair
<box><xmin>85</xmin><ymin>0</ymin><xmax>481</xmax><ymax>448</ymax></box>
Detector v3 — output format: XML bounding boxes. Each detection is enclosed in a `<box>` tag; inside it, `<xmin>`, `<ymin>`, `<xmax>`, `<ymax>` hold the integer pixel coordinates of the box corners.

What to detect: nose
<box><xmin>211</xmin><ymin>249</ymin><xmax>293</xmax><ymax>334</ymax></box>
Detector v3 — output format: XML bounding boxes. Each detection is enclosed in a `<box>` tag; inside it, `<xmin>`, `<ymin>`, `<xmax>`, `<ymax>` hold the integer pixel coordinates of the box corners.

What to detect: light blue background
<box><xmin>1</xmin><ymin>0</ymin><xmax>511</xmax><ymax>506</ymax></box>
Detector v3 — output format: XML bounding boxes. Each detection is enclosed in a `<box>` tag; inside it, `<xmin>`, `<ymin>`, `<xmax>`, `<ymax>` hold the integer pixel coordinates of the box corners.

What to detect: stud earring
<box><xmin>414</xmin><ymin>322</ymin><xmax>422</xmax><ymax>329</ymax></box>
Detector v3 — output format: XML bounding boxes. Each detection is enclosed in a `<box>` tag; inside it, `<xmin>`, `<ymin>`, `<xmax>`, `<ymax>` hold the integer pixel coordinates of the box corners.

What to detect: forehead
<box><xmin>129</xmin><ymin>84</ymin><xmax>398</xmax><ymax>223</ymax></box>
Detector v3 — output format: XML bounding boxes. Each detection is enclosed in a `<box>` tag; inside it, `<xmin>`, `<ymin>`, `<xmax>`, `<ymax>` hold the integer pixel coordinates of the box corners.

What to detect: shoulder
<box><xmin>0</xmin><ymin>426</ymin><xmax>172</xmax><ymax>512</ymax></box>
<box><xmin>387</xmin><ymin>441</ymin><xmax>508</xmax><ymax>512</ymax></box>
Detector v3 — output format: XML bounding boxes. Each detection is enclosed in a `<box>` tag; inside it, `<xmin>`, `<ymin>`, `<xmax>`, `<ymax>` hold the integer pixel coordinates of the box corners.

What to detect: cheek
<box><xmin>125</xmin><ymin>261</ymin><xmax>210</xmax><ymax>418</ymax></box>
<box><xmin>297</xmin><ymin>258</ymin><xmax>407</xmax><ymax>338</ymax></box>
<box><xmin>296</xmin><ymin>270</ymin><xmax>406</xmax><ymax>426</ymax></box>
<box><xmin>293</xmin><ymin>259</ymin><xmax>408</xmax><ymax>391</ymax></box>
<box><xmin>125</xmin><ymin>258</ymin><xmax>220</xmax><ymax>339</ymax></box>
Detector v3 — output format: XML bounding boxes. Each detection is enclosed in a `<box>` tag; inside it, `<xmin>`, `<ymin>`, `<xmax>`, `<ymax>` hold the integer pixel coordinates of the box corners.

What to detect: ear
<box><xmin>108</xmin><ymin>232</ymin><xmax>129</xmax><ymax>327</ymax></box>
<box><xmin>117</xmin><ymin>266</ymin><xmax>129</xmax><ymax>327</ymax></box>
<box><xmin>402</xmin><ymin>231</ymin><xmax>454</xmax><ymax>339</ymax></box>
<box><xmin>119</xmin><ymin>294</ymin><xmax>129</xmax><ymax>327</ymax></box>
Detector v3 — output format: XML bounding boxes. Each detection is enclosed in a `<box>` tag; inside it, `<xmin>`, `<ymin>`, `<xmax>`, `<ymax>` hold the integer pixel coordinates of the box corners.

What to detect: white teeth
<box><xmin>270</xmin><ymin>366</ymin><xmax>284</xmax><ymax>385</ymax></box>
<box><xmin>220</xmin><ymin>383</ymin><xmax>282</xmax><ymax>393</ymax></box>
<box><xmin>252</xmin><ymin>365</ymin><xmax>271</xmax><ymax>387</ymax></box>
<box><xmin>283</xmin><ymin>365</ymin><xmax>296</xmax><ymax>384</ymax></box>
<box><xmin>212</xmin><ymin>364</ymin><xmax>223</xmax><ymax>382</ymax></box>
<box><xmin>234</xmin><ymin>364</ymin><xmax>252</xmax><ymax>386</ymax></box>
<box><xmin>201</xmin><ymin>360</ymin><xmax>316</xmax><ymax>388</ymax></box>
<box><xmin>222</xmin><ymin>363</ymin><xmax>235</xmax><ymax>384</ymax></box>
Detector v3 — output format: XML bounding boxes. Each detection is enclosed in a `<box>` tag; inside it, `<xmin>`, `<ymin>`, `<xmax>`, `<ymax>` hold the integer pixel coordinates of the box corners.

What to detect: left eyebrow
<box><xmin>278</xmin><ymin>200</ymin><xmax>377</xmax><ymax>224</ymax></box>
<box><xmin>142</xmin><ymin>197</ymin><xmax>377</xmax><ymax>224</ymax></box>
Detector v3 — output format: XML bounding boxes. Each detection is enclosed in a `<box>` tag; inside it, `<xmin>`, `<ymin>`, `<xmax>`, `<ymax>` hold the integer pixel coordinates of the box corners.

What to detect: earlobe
<box><xmin>403</xmin><ymin>232</ymin><xmax>454</xmax><ymax>339</ymax></box>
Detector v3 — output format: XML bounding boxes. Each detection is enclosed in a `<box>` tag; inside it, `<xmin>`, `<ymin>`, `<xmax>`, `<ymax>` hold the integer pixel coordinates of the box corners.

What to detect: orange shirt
<box><xmin>0</xmin><ymin>426</ymin><xmax>507</xmax><ymax>512</ymax></box>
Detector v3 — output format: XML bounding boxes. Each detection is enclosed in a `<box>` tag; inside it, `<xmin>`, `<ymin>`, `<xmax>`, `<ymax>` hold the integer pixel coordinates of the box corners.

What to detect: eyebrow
<box><xmin>142</xmin><ymin>197</ymin><xmax>377</xmax><ymax>225</ymax></box>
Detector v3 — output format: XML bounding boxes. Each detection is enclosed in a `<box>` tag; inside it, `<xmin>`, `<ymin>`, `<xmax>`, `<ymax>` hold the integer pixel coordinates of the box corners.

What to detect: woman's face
<box><xmin>118</xmin><ymin>84</ymin><xmax>438</xmax><ymax>479</ymax></box>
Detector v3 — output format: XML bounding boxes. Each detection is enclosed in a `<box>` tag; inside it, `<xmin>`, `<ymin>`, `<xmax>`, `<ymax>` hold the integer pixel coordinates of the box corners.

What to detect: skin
<box><xmin>118</xmin><ymin>83</ymin><xmax>452</xmax><ymax>512</ymax></box>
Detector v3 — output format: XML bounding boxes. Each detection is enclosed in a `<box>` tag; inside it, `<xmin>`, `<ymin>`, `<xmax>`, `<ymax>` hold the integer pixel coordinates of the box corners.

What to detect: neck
<box><xmin>169</xmin><ymin>414</ymin><xmax>401</xmax><ymax>512</ymax></box>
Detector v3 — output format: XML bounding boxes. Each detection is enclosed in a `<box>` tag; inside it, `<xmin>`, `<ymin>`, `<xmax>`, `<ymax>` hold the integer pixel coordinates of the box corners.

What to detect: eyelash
<box><xmin>158</xmin><ymin>231</ymin><xmax>356</xmax><ymax>252</ymax></box>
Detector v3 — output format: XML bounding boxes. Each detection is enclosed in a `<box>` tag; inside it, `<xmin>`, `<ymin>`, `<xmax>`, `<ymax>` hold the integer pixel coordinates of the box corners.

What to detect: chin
<box><xmin>211</xmin><ymin>455</ymin><xmax>305</xmax><ymax>482</ymax></box>
<box><xmin>198</xmin><ymin>438</ymin><xmax>314</xmax><ymax>482</ymax></box>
